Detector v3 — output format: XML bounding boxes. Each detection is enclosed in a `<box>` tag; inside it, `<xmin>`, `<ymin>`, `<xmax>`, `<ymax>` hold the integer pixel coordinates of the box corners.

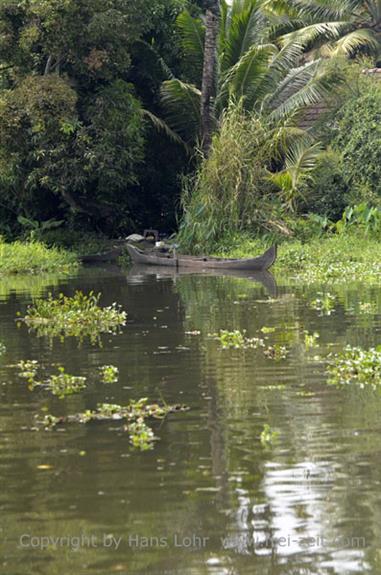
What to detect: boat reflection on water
<box><xmin>127</xmin><ymin>264</ymin><xmax>278</xmax><ymax>298</ymax></box>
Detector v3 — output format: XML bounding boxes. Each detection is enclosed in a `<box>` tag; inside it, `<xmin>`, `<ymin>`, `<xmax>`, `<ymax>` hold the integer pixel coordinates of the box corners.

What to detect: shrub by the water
<box><xmin>332</xmin><ymin>77</ymin><xmax>381</xmax><ymax>204</ymax></box>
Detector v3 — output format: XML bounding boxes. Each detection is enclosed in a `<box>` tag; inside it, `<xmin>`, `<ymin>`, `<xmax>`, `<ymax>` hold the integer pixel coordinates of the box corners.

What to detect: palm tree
<box><xmin>201</xmin><ymin>0</ymin><xmax>220</xmax><ymax>153</ymax></box>
<box><xmin>278</xmin><ymin>0</ymin><xmax>381</xmax><ymax>59</ymax></box>
<box><xmin>158</xmin><ymin>0</ymin><xmax>340</xmax><ymax>148</ymax></box>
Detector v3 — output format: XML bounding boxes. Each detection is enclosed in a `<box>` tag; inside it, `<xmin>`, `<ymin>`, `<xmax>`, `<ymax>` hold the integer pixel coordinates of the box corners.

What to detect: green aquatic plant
<box><xmin>260</xmin><ymin>424</ymin><xmax>279</xmax><ymax>445</ymax></box>
<box><xmin>214</xmin><ymin>329</ymin><xmax>264</xmax><ymax>350</ymax></box>
<box><xmin>0</xmin><ymin>240</ymin><xmax>77</xmax><ymax>275</ymax></box>
<box><xmin>47</xmin><ymin>367</ymin><xmax>87</xmax><ymax>399</ymax></box>
<box><xmin>17</xmin><ymin>360</ymin><xmax>40</xmax><ymax>387</ymax></box>
<box><xmin>128</xmin><ymin>419</ymin><xmax>156</xmax><ymax>451</ymax></box>
<box><xmin>358</xmin><ymin>302</ymin><xmax>377</xmax><ymax>315</ymax></box>
<box><xmin>310</xmin><ymin>293</ymin><xmax>336</xmax><ymax>315</ymax></box>
<box><xmin>99</xmin><ymin>365</ymin><xmax>119</xmax><ymax>384</ymax></box>
<box><xmin>39</xmin><ymin>400</ymin><xmax>189</xmax><ymax>451</ymax></box>
<box><xmin>215</xmin><ymin>233</ymin><xmax>381</xmax><ymax>285</ymax></box>
<box><xmin>21</xmin><ymin>291</ymin><xmax>127</xmax><ymax>344</ymax></box>
<box><xmin>264</xmin><ymin>344</ymin><xmax>288</xmax><ymax>361</ymax></box>
<box><xmin>327</xmin><ymin>346</ymin><xmax>381</xmax><ymax>389</ymax></box>
<box><xmin>18</xmin><ymin>361</ymin><xmax>87</xmax><ymax>398</ymax></box>
<box><xmin>304</xmin><ymin>331</ymin><xmax>320</xmax><ymax>350</ymax></box>
<box><xmin>0</xmin><ymin>342</ymin><xmax>5</xmax><ymax>355</ymax></box>
<box><xmin>261</xmin><ymin>326</ymin><xmax>276</xmax><ymax>334</ymax></box>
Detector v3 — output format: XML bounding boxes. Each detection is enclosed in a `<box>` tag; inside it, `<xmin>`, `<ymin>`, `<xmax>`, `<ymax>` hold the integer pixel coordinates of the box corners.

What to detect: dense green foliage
<box><xmin>177</xmin><ymin>103</ymin><xmax>324</xmax><ymax>251</ymax></box>
<box><xmin>0</xmin><ymin>0</ymin><xmax>381</xmax><ymax>248</ymax></box>
<box><xmin>0</xmin><ymin>239</ymin><xmax>77</xmax><ymax>274</ymax></box>
<box><xmin>332</xmin><ymin>78</ymin><xmax>381</xmax><ymax>204</ymax></box>
<box><xmin>160</xmin><ymin>0</ymin><xmax>341</xmax><ymax>147</ymax></box>
<box><xmin>0</xmin><ymin>0</ymin><xmax>190</xmax><ymax>236</ymax></box>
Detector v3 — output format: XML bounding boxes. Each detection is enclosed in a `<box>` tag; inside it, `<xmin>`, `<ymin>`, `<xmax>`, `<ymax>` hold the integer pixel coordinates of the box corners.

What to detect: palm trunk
<box><xmin>201</xmin><ymin>2</ymin><xmax>220</xmax><ymax>154</ymax></box>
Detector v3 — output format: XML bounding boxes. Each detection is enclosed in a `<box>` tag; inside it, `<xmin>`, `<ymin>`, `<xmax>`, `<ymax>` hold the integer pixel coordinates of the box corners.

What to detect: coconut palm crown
<box><xmin>157</xmin><ymin>0</ymin><xmax>340</xmax><ymax>146</ymax></box>
<box><xmin>278</xmin><ymin>0</ymin><xmax>381</xmax><ymax>60</ymax></box>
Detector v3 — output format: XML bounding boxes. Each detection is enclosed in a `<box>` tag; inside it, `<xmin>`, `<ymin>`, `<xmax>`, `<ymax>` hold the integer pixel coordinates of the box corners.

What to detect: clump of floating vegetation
<box><xmin>261</xmin><ymin>326</ymin><xmax>276</xmax><ymax>334</ymax></box>
<box><xmin>310</xmin><ymin>292</ymin><xmax>336</xmax><ymax>315</ymax></box>
<box><xmin>0</xmin><ymin>341</ymin><xmax>6</xmax><ymax>355</ymax></box>
<box><xmin>17</xmin><ymin>361</ymin><xmax>87</xmax><ymax>398</ymax></box>
<box><xmin>304</xmin><ymin>331</ymin><xmax>320</xmax><ymax>350</ymax></box>
<box><xmin>39</xmin><ymin>399</ymin><xmax>189</xmax><ymax>451</ymax></box>
<box><xmin>20</xmin><ymin>291</ymin><xmax>126</xmax><ymax>343</ymax></box>
<box><xmin>213</xmin><ymin>329</ymin><xmax>264</xmax><ymax>349</ymax></box>
<box><xmin>264</xmin><ymin>344</ymin><xmax>288</xmax><ymax>360</ymax></box>
<box><xmin>327</xmin><ymin>346</ymin><xmax>381</xmax><ymax>389</ymax></box>
<box><xmin>17</xmin><ymin>360</ymin><xmax>39</xmax><ymax>384</ymax></box>
<box><xmin>47</xmin><ymin>368</ymin><xmax>87</xmax><ymax>398</ymax></box>
<box><xmin>349</xmin><ymin>301</ymin><xmax>378</xmax><ymax>316</ymax></box>
<box><xmin>260</xmin><ymin>424</ymin><xmax>279</xmax><ymax>445</ymax></box>
<box><xmin>99</xmin><ymin>365</ymin><xmax>119</xmax><ymax>383</ymax></box>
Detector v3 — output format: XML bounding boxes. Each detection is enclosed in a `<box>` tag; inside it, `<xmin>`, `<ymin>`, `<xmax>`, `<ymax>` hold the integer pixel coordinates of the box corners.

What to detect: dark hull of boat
<box><xmin>126</xmin><ymin>244</ymin><xmax>277</xmax><ymax>271</ymax></box>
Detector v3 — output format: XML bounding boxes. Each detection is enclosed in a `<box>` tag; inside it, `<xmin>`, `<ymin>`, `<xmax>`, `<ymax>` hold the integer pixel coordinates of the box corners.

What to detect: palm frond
<box><xmin>220</xmin><ymin>0</ymin><xmax>269</xmax><ymax>72</ymax></box>
<box><xmin>132</xmin><ymin>40</ymin><xmax>174</xmax><ymax>81</ymax></box>
<box><xmin>140</xmin><ymin>109</ymin><xmax>191</xmax><ymax>152</ymax></box>
<box><xmin>331</xmin><ymin>28</ymin><xmax>380</xmax><ymax>55</ymax></box>
<box><xmin>218</xmin><ymin>43</ymin><xmax>277</xmax><ymax>109</ymax></box>
<box><xmin>286</xmin><ymin>0</ymin><xmax>355</xmax><ymax>22</ymax></box>
<box><xmin>160</xmin><ymin>80</ymin><xmax>201</xmax><ymax>143</ymax></box>
<box><xmin>253</xmin><ymin>42</ymin><xmax>305</xmax><ymax>108</ymax></box>
<box><xmin>269</xmin><ymin>139</ymin><xmax>323</xmax><ymax>209</ymax></box>
<box><xmin>285</xmin><ymin>139</ymin><xmax>323</xmax><ymax>181</ymax></box>
<box><xmin>267</xmin><ymin>59</ymin><xmax>341</xmax><ymax>121</ymax></box>
<box><xmin>280</xmin><ymin>21</ymin><xmax>356</xmax><ymax>50</ymax></box>
<box><xmin>176</xmin><ymin>10</ymin><xmax>205</xmax><ymax>84</ymax></box>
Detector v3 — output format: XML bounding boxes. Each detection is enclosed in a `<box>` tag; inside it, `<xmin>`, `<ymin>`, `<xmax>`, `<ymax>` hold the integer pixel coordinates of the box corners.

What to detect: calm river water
<box><xmin>1</xmin><ymin>264</ymin><xmax>381</xmax><ymax>575</ymax></box>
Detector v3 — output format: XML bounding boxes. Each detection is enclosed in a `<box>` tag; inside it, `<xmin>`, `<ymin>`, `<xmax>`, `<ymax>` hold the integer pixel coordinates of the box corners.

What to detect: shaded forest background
<box><xmin>0</xmin><ymin>0</ymin><xmax>206</xmax><ymax>238</ymax></box>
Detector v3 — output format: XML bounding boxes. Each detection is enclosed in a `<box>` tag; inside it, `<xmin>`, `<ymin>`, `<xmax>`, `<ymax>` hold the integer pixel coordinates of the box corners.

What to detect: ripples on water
<box><xmin>1</xmin><ymin>265</ymin><xmax>381</xmax><ymax>574</ymax></box>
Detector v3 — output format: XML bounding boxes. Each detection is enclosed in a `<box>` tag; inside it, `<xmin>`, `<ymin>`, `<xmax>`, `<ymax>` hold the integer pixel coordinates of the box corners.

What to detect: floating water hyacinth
<box><xmin>99</xmin><ymin>365</ymin><xmax>119</xmax><ymax>383</ymax></box>
<box><xmin>263</xmin><ymin>344</ymin><xmax>288</xmax><ymax>360</ymax></box>
<box><xmin>39</xmin><ymin>400</ymin><xmax>189</xmax><ymax>451</ymax></box>
<box><xmin>260</xmin><ymin>424</ymin><xmax>279</xmax><ymax>445</ymax></box>
<box><xmin>304</xmin><ymin>330</ymin><xmax>320</xmax><ymax>350</ymax></box>
<box><xmin>17</xmin><ymin>361</ymin><xmax>87</xmax><ymax>398</ymax></box>
<box><xmin>310</xmin><ymin>292</ymin><xmax>336</xmax><ymax>315</ymax></box>
<box><xmin>327</xmin><ymin>346</ymin><xmax>381</xmax><ymax>389</ymax></box>
<box><xmin>20</xmin><ymin>290</ymin><xmax>126</xmax><ymax>344</ymax></box>
<box><xmin>213</xmin><ymin>329</ymin><xmax>264</xmax><ymax>350</ymax></box>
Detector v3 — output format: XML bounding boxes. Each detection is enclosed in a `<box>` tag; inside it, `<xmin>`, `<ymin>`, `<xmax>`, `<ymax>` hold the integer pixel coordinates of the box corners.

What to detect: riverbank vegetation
<box><xmin>0</xmin><ymin>240</ymin><xmax>77</xmax><ymax>275</ymax></box>
<box><xmin>0</xmin><ymin>0</ymin><xmax>379</xmax><ymax>256</ymax></box>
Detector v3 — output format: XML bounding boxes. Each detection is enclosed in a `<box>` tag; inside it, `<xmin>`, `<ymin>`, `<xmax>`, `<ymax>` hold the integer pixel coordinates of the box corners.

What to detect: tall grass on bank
<box><xmin>0</xmin><ymin>240</ymin><xmax>77</xmax><ymax>275</ymax></box>
<box><xmin>177</xmin><ymin>106</ymin><xmax>277</xmax><ymax>254</ymax></box>
<box><xmin>177</xmin><ymin>103</ymin><xmax>321</xmax><ymax>254</ymax></box>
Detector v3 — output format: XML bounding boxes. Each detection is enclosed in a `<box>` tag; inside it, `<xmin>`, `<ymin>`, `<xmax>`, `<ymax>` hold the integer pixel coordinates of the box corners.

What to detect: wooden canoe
<box><xmin>126</xmin><ymin>244</ymin><xmax>277</xmax><ymax>271</ymax></box>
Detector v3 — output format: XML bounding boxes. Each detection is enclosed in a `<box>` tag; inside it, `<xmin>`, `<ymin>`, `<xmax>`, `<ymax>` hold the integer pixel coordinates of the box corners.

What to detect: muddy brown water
<box><xmin>1</xmin><ymin>265</ymin><xmax>381</xmax><ymax>575</ymax></box>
